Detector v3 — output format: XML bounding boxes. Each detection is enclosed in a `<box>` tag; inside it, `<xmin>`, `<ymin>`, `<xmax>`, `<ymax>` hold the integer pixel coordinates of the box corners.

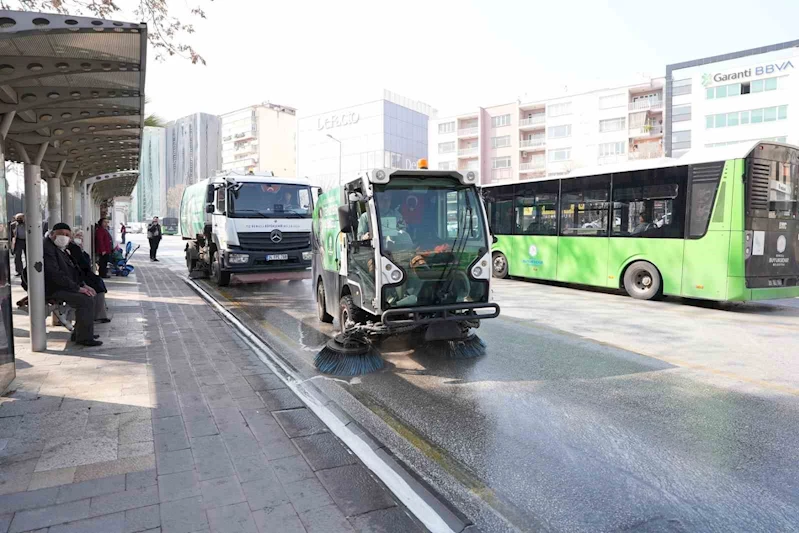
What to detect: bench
<box><xmin>16</xmin><ymin>297</ymin><xmax>74</xmax><ymax>332</ymax></box>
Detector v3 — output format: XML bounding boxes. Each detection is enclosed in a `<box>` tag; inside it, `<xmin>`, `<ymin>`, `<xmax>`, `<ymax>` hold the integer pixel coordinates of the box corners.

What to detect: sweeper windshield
<box><xmin>372</xmin><ymin>178</ymin><xmax>489</xmax><ymax>310</ymax></box>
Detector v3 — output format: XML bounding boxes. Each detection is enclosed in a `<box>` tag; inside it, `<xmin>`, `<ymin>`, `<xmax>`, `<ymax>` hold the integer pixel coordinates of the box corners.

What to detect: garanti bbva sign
<box><xmin>702</xmin><ymin>60</ymin><xmax>794</xmax><ymax>86</ymax></box>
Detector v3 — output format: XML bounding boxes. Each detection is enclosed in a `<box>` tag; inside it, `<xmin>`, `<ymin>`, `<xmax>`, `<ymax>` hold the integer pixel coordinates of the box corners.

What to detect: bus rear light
<box><xmin>696</xmin><ymin>285</ymin><xmax>704</xmax><ymax>289</ymax></box>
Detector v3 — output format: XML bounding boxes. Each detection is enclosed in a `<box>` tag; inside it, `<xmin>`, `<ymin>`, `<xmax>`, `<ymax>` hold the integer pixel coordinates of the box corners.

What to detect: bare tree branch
<box><xmin>1</xmin><ymin>0</ymin><xmax>212</xmax><ymax>64</ymax></box>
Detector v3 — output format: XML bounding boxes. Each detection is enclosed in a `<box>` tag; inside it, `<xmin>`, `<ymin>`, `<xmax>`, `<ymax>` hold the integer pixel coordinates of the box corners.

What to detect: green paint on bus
<box><xmin>486</xmin><ymin>143</ymin><xmax>799</xmax><ymax>302</ymax></box>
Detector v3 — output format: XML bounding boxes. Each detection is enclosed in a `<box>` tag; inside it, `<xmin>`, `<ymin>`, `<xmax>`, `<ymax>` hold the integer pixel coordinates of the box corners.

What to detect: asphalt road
<box><xmin>144</xmin><ymin>235</ymin><xmax>799</xmax><ymax>533</ymax></box>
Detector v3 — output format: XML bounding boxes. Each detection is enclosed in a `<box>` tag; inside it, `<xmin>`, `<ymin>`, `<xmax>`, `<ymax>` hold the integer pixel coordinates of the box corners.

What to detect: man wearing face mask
<box><xmin>44</xmin><ymin>223</ymin><xmax>101</xmax><ymax>346</ymax></box>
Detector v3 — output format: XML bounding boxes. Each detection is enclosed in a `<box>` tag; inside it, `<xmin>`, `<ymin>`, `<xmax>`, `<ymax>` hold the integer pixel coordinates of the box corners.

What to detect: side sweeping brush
<box><xmin>430</xmin><ymin>334</ymin><xmax>487</xmax><ymax>359</ymax></box>
<box><xmin>314</xmin><ymin>334</ymin><xmax>384</xmax><ymax>377</ymax></box>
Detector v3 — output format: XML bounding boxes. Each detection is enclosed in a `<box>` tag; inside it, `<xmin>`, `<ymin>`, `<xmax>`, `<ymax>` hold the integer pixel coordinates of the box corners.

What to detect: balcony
<box><xmin>519</xmin><ymin>116</ymin><xmax>546</xmax><ymax>128</ymax></box>
<box><xmin>458</xmin><ymin>147</ymin><xmax>478</xmax><ymax>157</ymax></box>
<box><xmin>520</xmin><ymin>161</ymin><xmax>545</xmax><ymax>172</ymax></box>
<box><xmin>458</xmin><ymin>127</ymin><xmax>478</xmax><ymax>137</ymax></box>
<box><xmin>491</xmin><ymin>167</ymin><xmax>513</xmax><ymax>181</ymax></box>
<box><xmin>629</xmin><ymin>99</ymin><xmax>663</xmax><ymax>112</ymax></box>
<box><xmin>629</xmin><ymin>146</ymin><xmax>663</xmax><ymax>160</ymax></box>
<box><xmin>520</xmin><ymin>138</ymin><xmax>546</xmax><ymax>150</ymax></box>
<box><xmin>629</xmin><ymin>125</ymin><xmax>663</xmax><ymax>138</ymax></box>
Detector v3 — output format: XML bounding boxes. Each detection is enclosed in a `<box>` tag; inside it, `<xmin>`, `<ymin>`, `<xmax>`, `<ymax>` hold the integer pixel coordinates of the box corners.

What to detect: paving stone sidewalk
<box><xmin>0</xmin><ymin>263</ymin><xmax>426</xmax><ymax>533</ymax></box>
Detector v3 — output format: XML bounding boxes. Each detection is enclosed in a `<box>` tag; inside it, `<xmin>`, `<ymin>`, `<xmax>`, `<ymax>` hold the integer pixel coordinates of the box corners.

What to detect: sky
<box><xmin>142</xmin><ymin>0</ymin><xmax>799</xmax><ymax>122</ymax></box>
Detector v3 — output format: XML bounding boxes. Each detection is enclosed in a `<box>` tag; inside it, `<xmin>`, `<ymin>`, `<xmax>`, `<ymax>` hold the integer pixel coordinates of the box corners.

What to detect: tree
<box><xmin>2</xmin><ymin>0</ymin><xmax>212</xmax><ymax>64</ymax></box>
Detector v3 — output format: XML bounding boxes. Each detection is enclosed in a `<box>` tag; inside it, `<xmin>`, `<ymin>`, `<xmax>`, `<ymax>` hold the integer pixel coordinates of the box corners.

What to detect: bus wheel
<box><xmin>316</xmin><ymin>280</ymin><xmax>334</xmax><ymax>323</ymax></box>
<box><xmin>339</xmin><ymin>295</ymin><xmax>365</xmax><ymax>334</ymax></box>
<box><xmin>623</xmin><ymin>261</ymin><xmax>661</xmax><ymax>300</ymax></box>
<box><xmin>492</xmin><ymin>252</ymin><xmax>508</xmax><ymax>279</ymax></box>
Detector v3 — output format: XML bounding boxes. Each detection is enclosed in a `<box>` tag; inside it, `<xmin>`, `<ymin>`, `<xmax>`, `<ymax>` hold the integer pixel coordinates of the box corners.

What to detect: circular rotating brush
<box><xmin>314</xmin><ymin>334</ymin><xmax>384</xmax><ymax>377</ymax></box>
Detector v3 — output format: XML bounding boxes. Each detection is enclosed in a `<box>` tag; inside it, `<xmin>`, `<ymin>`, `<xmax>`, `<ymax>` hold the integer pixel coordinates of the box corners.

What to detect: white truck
<box><xmin>179</xmin><ymin>171</ymin><xmax>315</xmax><ymax>286</ymax></box>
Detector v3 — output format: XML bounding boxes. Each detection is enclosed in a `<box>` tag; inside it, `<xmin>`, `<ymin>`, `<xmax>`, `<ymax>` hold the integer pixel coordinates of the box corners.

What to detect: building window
<box><xmin>492</xmin><ymin>156</ymin><xmax>511</xmax><ymax>169</ymax></box>
<box><xmin>599</xmin><ymin>118</ymin><xmax>625</xmax><ymax>133</ymax></box>
<box><xmin>672</xmin><ymin>104</ymin><xmax>691</xmax><ymax>122</ymax></box>
<box><xmin>548</xmin><ymin>125</ymin><xmax>572</xmax><ymax>139</ymax></box>
<box><xmin>548</xmin><ymin>102</ymin><xmax>572</xmax><ymax>117</ymax></box>
<box><xmin>706</xmin><ymin>106</ymin><xmax>788</xmax><ymax>129</ymax></box>
<box><xmin>438</xmin><ymin>121</ymin><xmax>455</xmax><ymax>134</ymax></box>
<box><xmin>599</xmin><ymin>94</ymin><xmax>626</xmax><ymax>110</ymax></box>
<box><xmin>598</xmin><ymin>142</ymin><xmax>625</xmax><ymax>157</ymax></box>
<box><xmin>672</xmin><ymin>78</ymin><xmax>692</xmax><ymax>96</ymax></box>
<box><xmin>491</xmin><ymin>114</ymin><xmax>511</xmax><ymax>128</ymax></box>
<box><xmin>672</xmin><ymin>130</ymin><xmax>691</xmax><ymax>151</ymax></box>
<box><xmin>491</xmin><ymin>135</ymin><xmax>511</xmax><ymax>149</ymax></box>
<box><xmin>438</xmin><ymin>141</ymin><xmax>455</xmax><ymax>154</ymax></box>
<box><xmin>549</xmin><ymin>148</ymin><xmax>571</xmax><ymax>162</ymax></box>
<box><xmin>707</xmin><ymin>76</ymin><xmax>781</xmax><ymax>99</ymax></box>
<box><xmin>438</xmin><ymin>161</ymin><xmax>455</xmax><ymax>170</ymax></box>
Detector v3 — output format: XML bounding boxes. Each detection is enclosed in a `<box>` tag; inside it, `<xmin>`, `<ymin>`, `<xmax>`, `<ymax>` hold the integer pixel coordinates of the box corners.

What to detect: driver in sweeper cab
<box><xmin>357</xmin><ymin>191</ymin><xmax>405</xmax><ymax>241</ymax></box>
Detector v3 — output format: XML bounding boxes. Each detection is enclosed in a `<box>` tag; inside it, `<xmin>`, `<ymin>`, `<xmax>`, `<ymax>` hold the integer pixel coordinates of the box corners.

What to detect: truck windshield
<box><xmin>372</xmin><ymin>178</ymin><xmax>489</xmax><ymax>309</ymax></box>
<box><xmin>229</xmin><ymin>183</ymin><xmax>311</xmax><ymax>218</ymax></box>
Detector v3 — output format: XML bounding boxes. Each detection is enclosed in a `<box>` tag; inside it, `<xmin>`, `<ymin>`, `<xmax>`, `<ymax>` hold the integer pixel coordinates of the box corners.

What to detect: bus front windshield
<box><xmin>372</xmin><ymin>178</ymin><xmax>489</xmax><ymax>309</ymax></box>
<box><xmin>229</xmin><ymin>183</ymin><xmax>311</xmax><ymax>218</ymax></box>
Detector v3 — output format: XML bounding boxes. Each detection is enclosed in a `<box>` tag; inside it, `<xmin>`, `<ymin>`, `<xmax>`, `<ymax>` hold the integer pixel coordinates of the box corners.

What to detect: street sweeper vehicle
<box><xmin>180</xmin><ymin>171</ymin><xmax>316</xmax><ymax>286</ymax></box>
<box><xmin>312</xmin><ymin>163</ymin><xmax>500</xmax><ymax>376</ymax></box>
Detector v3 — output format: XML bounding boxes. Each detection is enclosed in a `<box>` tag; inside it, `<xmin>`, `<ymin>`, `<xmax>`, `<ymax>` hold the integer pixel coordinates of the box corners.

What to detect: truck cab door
<box><xmin>212</xmin><ymin>185</ymin><xmax>228</xmax><ymax>250</ymax></box>
<box><xmin>347</xmin><ymin>198</ymin><xmax>377</xmax><ymax>314</ymax></box>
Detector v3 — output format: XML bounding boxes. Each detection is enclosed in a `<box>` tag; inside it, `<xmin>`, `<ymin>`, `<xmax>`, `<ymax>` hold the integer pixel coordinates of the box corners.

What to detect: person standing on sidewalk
<box><xmin>120</xmin><ymin>222</ymin><xmax>127</xmax><ymax>244</ymax></box>
<box><xmin>10</xmin><ymin>213</ymin><xmax>25</xmax><ymax>277</ymax></box>
<box><xmin>95</xmin><ymin>217</ymin><xmax>113</xmax><ymax>278</ymax></box>
<box><xmin>147</xmin><ymin>216</ymin><xmax>162</xmax><ymax>262</ymax></box>
<box><xmin>45</xmin><ymin>223</ymin><xmax>101</xmax><ymax>347</ymax></box>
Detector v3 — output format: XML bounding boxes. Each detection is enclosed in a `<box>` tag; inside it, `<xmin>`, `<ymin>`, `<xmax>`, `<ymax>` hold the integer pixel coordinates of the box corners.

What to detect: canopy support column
<box><xmin>61</xmin><ymin>172</ymin><xmax>77</xmax><ymax>229</ymax></box>
<box><xmin>16</xmin><ymin>141</ymin><xmax>49</xmax><ymax>351</ymax></box>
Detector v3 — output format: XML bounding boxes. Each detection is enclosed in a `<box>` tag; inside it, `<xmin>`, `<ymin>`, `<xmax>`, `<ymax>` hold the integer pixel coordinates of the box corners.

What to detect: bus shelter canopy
<box><xmin>0</xmin><ymin>10</ymin><xmax>146</xmax><ymax>185</ymax></box>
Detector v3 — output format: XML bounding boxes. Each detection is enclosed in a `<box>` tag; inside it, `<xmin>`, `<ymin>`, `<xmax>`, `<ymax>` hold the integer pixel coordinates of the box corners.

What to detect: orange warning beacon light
<box><xmin>417</xmin><ymin>158</ymin><xmax>428</xmax><ymax>169</ymax></box>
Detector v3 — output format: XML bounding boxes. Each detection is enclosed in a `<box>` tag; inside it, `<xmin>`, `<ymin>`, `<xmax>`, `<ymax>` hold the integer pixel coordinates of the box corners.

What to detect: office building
<box><xmin>297</xmin><ymin>90</ymin><xmax>434</xmax><ymax>190</ymax></box>
<box><xmin>665</xmin><ymin>40</ymin><xmax>799</xmax><ymax>157</ymax></box>
<box><xmin>221</xmin><ymin>102</ymin><xmax>297</xmax><ymax>175</ymax></box>
<box><xmin>164</xmin><ymin>113</ymin><xmax>222</xmax><ymax>218</ymax></box>
<box><xmin>131</xmin><ymin>126</ymin><xmax>166</xmax><ymax>222</ymax></box>
<box><xmin>429</xmin><ymin>78</ymin><xmax>665</xmax><ymax>186</ymax></box>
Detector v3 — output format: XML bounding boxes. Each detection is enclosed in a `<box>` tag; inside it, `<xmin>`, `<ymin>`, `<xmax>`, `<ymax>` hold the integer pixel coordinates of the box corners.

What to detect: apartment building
<box><xmin>220</xmin><ymin>102</ymin><xmax>297</xmax><ymax>175</ymax></box>
<box><xmin>666</xmin><ymin>39</ymin><xmax>799</xmax><ymax>157</ymax></box>
<box><xmin>164</xmin><ymin>113</ymin><xmax>222</xmax><ymax>218</ymax></box>
<box><xmin>429</xmin><ymin>79</ymin><xmax>665</xmax><ymax>186</ymax></box>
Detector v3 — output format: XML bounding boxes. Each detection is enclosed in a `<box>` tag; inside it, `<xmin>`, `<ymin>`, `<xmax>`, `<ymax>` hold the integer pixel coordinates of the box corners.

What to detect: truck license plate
<box><xmin>266</xmin><ymin>254</ymin><xmax>288</xmax><ymax>261</ymax></box>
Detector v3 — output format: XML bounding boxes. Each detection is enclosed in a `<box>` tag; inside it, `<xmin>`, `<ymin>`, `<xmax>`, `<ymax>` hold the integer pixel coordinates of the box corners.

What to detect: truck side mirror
<box><xmin>338</xmin><ymin>205</ymin><xmax>353</xmax><ymax>233</ymax></box>
<box><xmin>205</xmin><ymin>203</ymin><xmax>214</xmax><ymax>214</ymax></box>
<box><xmin>492</xmin><ymin>235</ymin><xmax>498</xmax><ymax>244</ymax></box>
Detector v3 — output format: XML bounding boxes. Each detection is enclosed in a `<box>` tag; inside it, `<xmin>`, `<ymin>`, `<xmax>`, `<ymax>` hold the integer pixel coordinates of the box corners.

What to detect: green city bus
<box><xmin>483</xmin><ymin>141</ymin><xmax>799</xmax><ymax>301</ymax></box>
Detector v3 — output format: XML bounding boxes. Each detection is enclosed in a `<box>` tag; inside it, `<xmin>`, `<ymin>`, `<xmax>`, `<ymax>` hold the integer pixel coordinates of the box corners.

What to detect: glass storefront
<box><xmin>297</xmin><ymin>95</ymin><xmax>432</xmax><ymax>191</ymax></box>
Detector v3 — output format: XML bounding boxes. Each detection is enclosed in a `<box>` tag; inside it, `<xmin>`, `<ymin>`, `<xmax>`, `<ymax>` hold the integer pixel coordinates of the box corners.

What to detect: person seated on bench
<box><xmin>67</xmin><ymin>230</ymin><xmax>111</xmax><ymax>324</ymax></box>
<box><xmin>44</xmin><ymin>223</ymin><xmax>102</xmax><ymax>346</ymax></box>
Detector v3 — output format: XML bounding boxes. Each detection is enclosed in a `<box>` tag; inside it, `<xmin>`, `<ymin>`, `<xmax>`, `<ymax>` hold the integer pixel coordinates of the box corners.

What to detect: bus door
<box><xmin>557</xmin><ymin>175</ymin><xmax>610</xmax><ymax>286</ymax></box>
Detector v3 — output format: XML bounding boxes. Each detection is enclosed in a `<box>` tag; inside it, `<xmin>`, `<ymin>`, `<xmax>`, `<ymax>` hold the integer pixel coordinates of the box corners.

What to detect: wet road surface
<box><xmin>150</xmin><ymin>235</ymin><xmax>799</xmax><ymax>533</ymax></box>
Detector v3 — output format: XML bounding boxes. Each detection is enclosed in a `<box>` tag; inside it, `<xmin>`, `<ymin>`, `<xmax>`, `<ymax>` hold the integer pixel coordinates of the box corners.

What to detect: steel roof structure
<box><xmin>0</xmin><ymin>9</ymin><xmax>146</xmax><ymax>196</ymax></box>
<box><xmin>0</xmin><ymin>10</ymin><xmax>147</xmax><ymax>357</ymax></box>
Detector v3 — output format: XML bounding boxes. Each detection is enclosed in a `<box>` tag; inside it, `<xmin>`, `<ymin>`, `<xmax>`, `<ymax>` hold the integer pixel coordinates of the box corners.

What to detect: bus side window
<box><xmin>611</xmin><ymin>167</ymin><xmax>687</xmax><ymax>238</ymax></box>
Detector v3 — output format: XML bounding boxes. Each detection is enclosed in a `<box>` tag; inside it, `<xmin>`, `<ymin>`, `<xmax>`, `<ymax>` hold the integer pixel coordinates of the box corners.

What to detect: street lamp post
<box><xmin>326</xmin><ymin>134</ymin><xmax>342</xmax><ymax>185</ymax></box>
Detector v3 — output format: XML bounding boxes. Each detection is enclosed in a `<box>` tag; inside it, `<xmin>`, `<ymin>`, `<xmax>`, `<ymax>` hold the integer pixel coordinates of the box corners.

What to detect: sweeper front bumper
<box><xmin>381</xmin><ymin>302</ymin><xmax>500</xmax><ymax>329</ymax></box>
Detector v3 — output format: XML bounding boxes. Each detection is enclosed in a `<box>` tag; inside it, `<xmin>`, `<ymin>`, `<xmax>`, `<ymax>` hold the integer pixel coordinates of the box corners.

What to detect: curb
<box><xmin>184</xmin><ymin>277</ymin><xmax>475</xmax><ymax>533</ymax></box>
